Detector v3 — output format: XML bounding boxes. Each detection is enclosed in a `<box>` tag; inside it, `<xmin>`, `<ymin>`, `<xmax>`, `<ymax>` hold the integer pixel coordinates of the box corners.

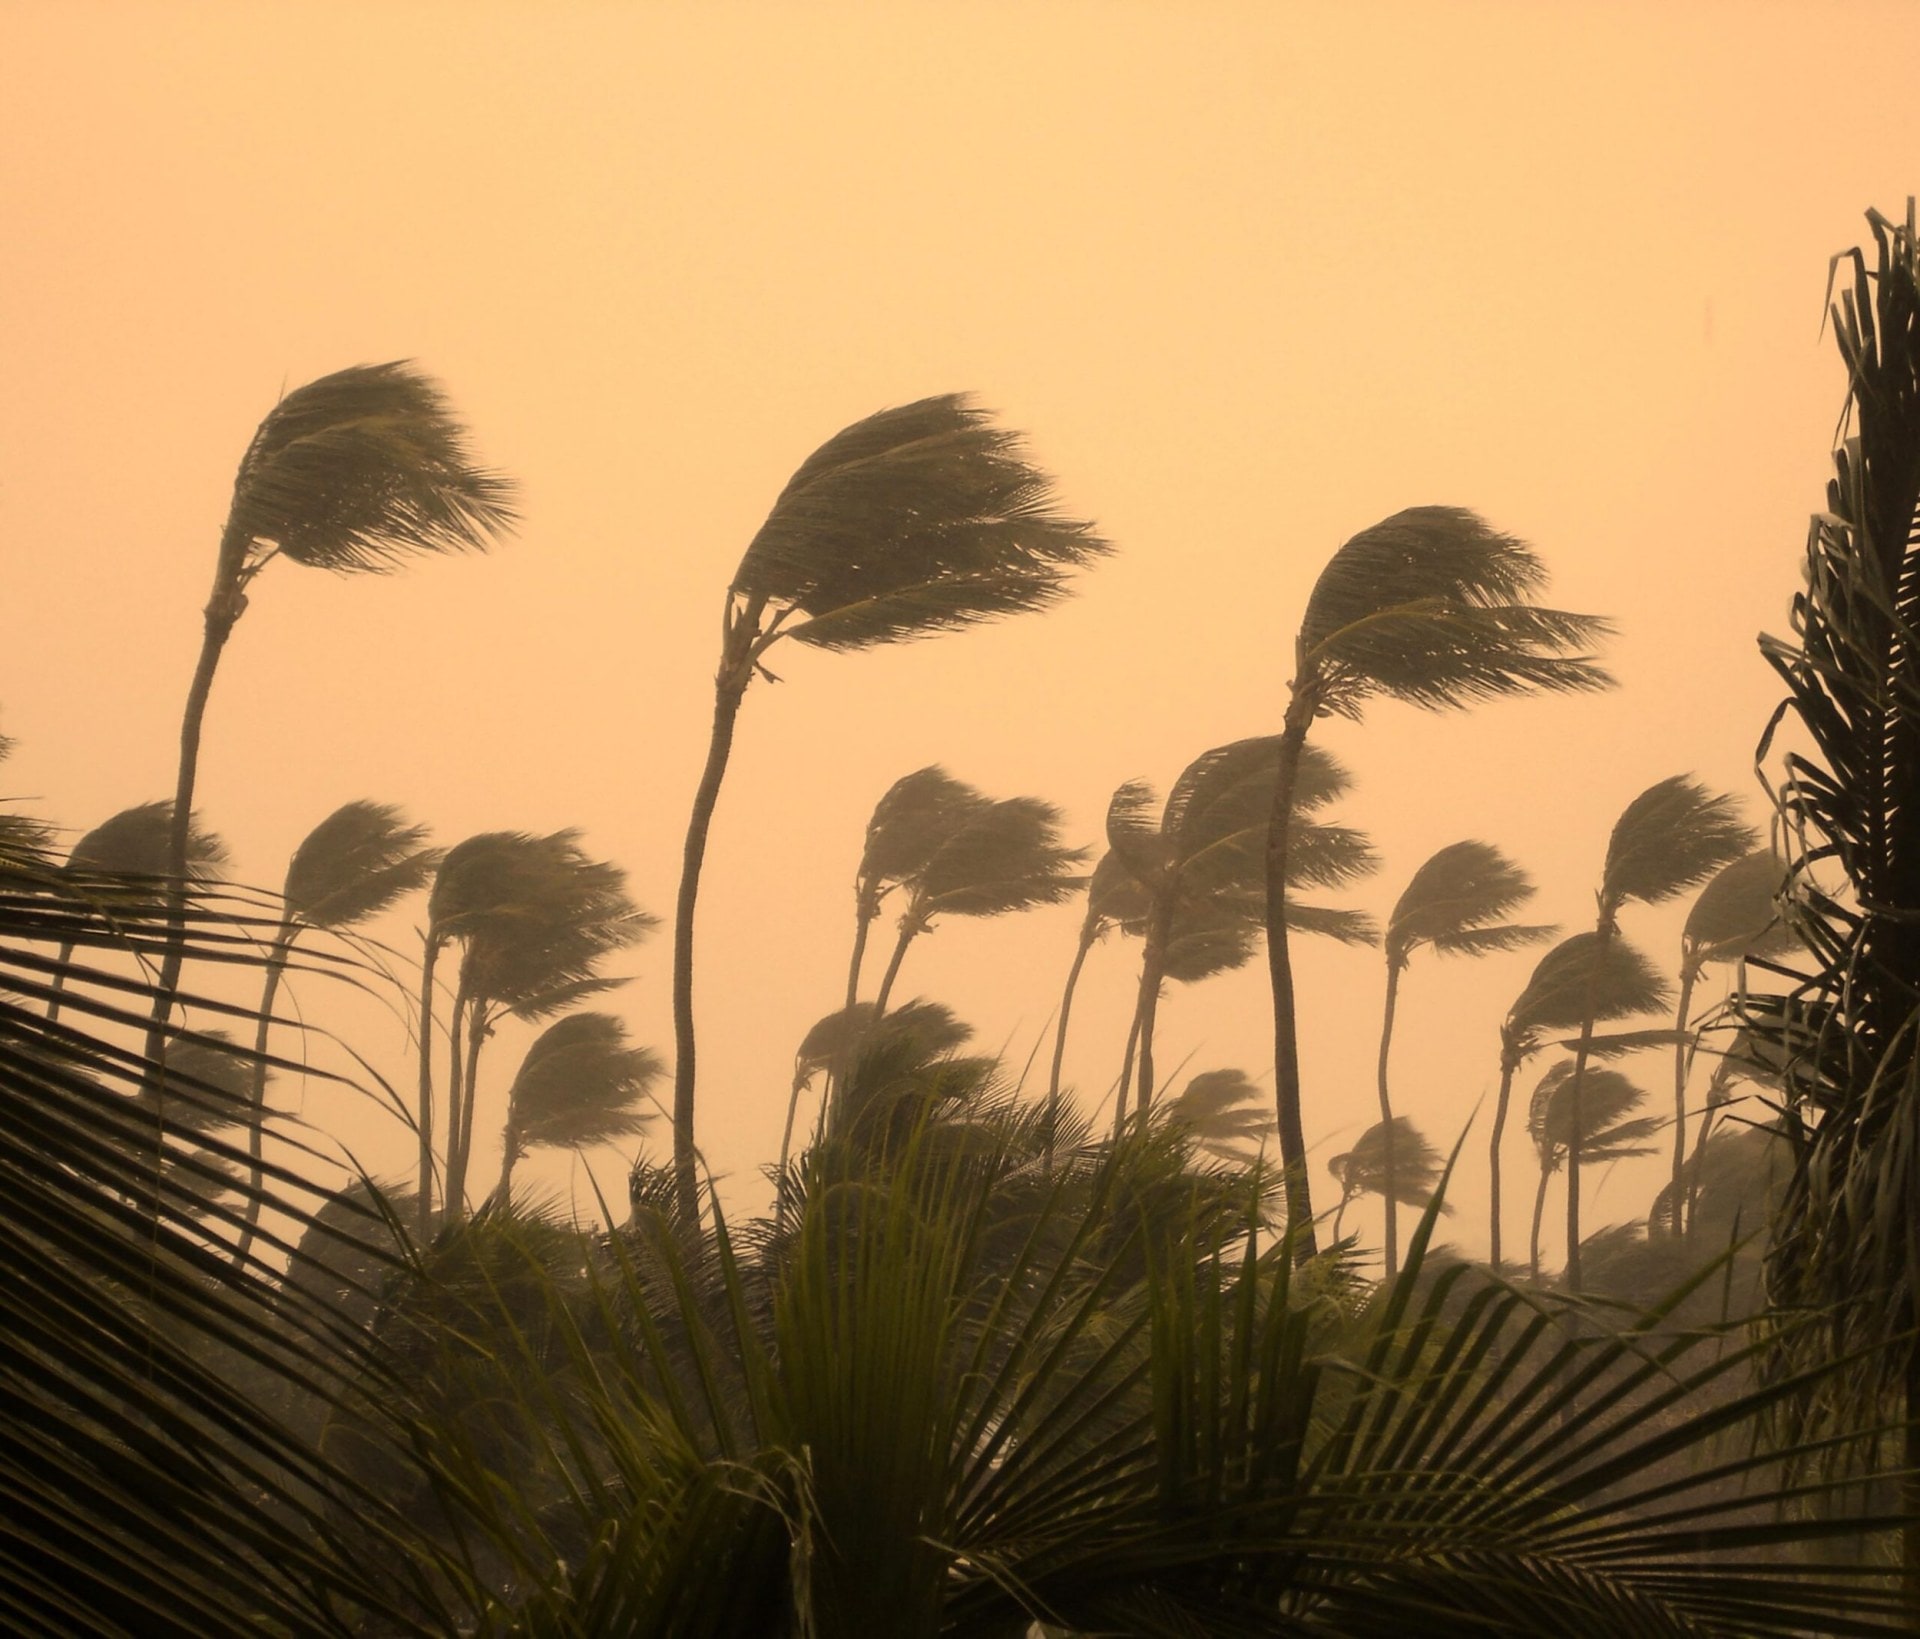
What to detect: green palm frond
<box><xmin>1386</xmin><ymin>839</ymin><xmax>1553</xmax><ymax>968</ymax></box>
<box><xmin>797</xmin><ymin>999</ymin><xmax>972</xmax><ymax>1087</ymax></box>
<box><xmin>1601</xmin><ymin>775</ymin><xmax>1757</xmax><ymax>914</ymax></box>
<box><xmin>910</xmin><ymin>795</ymin><xmax>1088</xmax><ymax>921</ymax></box>
<box><xmin>1505</xmin><ymin>931</ymin><xmax>1672</xmax><ymax>1053</ymax></box>
<box><xmin>282</xmin><ymin>799</ymin><xmax>441</xmax><ymax>930</ymax></box>
<box><xmin>1528</xmin><ymin>1061</ymin><xmax>1659</xmax><ymax>1166</ymax></box>
<box><xmin>1166</xmin><ymin>1067</ymin><xmax>1272</xmax><ymax>1164</ymax></box>
<box><xmin>64</xmin><ymin>800</ymin><xmax>228</xmax><ymax>888</ymax></box>
<box><xmin>853</xmin><ymin>766</ymin><xmax>987</xmax><ymax>910</ymax></box>
<box><xmin>730</xmin><ymin>394</ymin><xmax>1109</xmax><ymax>651</ymax></box>
<box><xmin>224</xmin><ymin>360</ymin><xmax>517</xmax><ymax>574</ymax></box>
<box><xmin>0</xmin><ymin>728</ymin><xmax>55</xmax><ymax>866</ymax></box>
<box><xmin>503</xmin><ymin>1011</ymin><xmax>664</xmax><ymax>1156</ymax></box>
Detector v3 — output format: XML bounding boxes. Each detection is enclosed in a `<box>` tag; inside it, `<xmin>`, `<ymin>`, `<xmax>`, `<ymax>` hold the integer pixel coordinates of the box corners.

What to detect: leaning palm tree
<box><xmin>1487</xmin><ymin>930</ymin><xmax>1670</xmax><ymax>1268</ymax></box>
<box><xmin>152</xmin><ymin>363</ymin><xmax>514</xmax><ymax>1048</ymax></box>
<box><xmin>1561</xmin><ymin>776</ymin><xmax>1753</xmax><ymax>1289</ymax></box>
<box><xmin>868</xmin><ymin>794</ymin><xmax>1088</xmax><ymax>1017</ymax></box>
<box><xmin>494</xmin><ymin>1012</ymin><xmax>663</xmax><ymax>1201</ymax></box>
<box><xmin>1265</xmin><ymin>507</ymin><xmax>1611</xmax><ymax>1258</ymax></box>
<box><xmin>1527</xmin><ymin>1060</ymin><xmax>1660</xmax><ymax>1281</ymax></box>
<box><xmin>1042</xmin><ymin>851</ymin><xmax>1147</xmax><ymax>1166</ymax></box>
<box><xmin>232</xmin><ymin>801</ymin><xmax>440</xmax><ymax>1266</ymax></box>
<box><xmin>1374</xmin><ymin>840</ymin><xmax>1552</xmax><ymax>1276</ymax></box>
<box><xmin>1106</xmin><ymin>737</ymin><xmax>1377</xmax><ymax>1116</ymax></box>
<box><xmin>1326</xmin><ymin>1115</ymin><xmax>1446</xmax><ymax>1245</ymax></box>
<box><xmin>46</xmin><ymin>801</ymin><xmax>227</xmax><ymax>1025</ymax></box>
<box><xmin>1166</xmin><ymin>1067</ymin><xmax>1273</xmax><ymax>1168</ymax></box>
<box><xmin>670</xmin><ymin>394</ymin><xmax>1107</xmax><ymax>1220</ymax></box>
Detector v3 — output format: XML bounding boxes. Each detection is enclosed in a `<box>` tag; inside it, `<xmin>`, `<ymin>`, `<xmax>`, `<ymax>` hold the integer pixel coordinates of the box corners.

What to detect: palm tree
<box><xmin>46</xmin><ymin>801</ymin><xmax>227</xmax><ymax>1025</ymax></box>
<box><xmin>1664</xmin><ymin>847</ymin><xmax>1790</xmax><ymax>1237</ymax></box>
<box><xmin>670</xmin><ymin>394</ymin><xmax>1107</xmax><ymax>1220</ymax></box>
<box><xmin>1043</xmin><ymin>850</ymin><xmax>1146</xmax><ymax>1166</ymax></box>
<box><xmin>1165</xmin><ymin>1067</ymin><xmax>1273</xmax><ymax>1167</ymax></box>
<box><xmin>1486</xmin><ymin>930</ymin><xmax>1670</xmax><ymax>1268</ymax></box>
<box><xmin>1326</xmin><ymin>1115</ymin><xmax>1446</xmax><ymax>1244</ymax></box>
<box><xmin>494</xmin><ymin>1012</ymin><xmax>663</xmax><ymax>1201</ymax></box>
<box><xmin>152</xmin><ymin>363</ymin><xmax>514</xmax><ymax>1047</ymax></box>
<box><xmin>1561</xmin><ymin>777</ymin><xmax>1753</xmax><ymax>1288</ymax></box>
<box><xmin>867</xmin><ymin>793</ymin><xmax>1087</xmax><ymax>1017</ymax></box>
<box><xmin>1526</xmin><ymin>1060</ymin><xmax>1659</xmax><ymax>1280</ymax></box>
<box><xmin>232</xmin><ymin>801</ymin><xmax>440</xmax><ymax>1266</ymax></box>
<box><xmin>843</xmin><ymin>766</ymin><xmax>988</xmax><ymax>1010</ymax></box>
<box><xmin>1106</xmin><ymin>737</ymin><xmax>1377</xmax><ymax>1116</ymax></box>
<box><xmin>1374</xmin><ymin>840</ymin><xmax>1551</xmax><ymax>1276</ymax></box>
<box><xmin>1265</xmin><ymin>507</ymin><xmax>1611</xmax><ymax>1258</ymax></box>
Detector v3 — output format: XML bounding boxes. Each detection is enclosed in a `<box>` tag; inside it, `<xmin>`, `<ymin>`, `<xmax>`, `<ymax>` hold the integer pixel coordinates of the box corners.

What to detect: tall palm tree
<box><xmin>670</xmin><ymin>394</ymin><xmax>1107</xmax><ymax>1220</ymax></box>
<box><xmin>1526</xmin><ymin>1060</ymin><xmax>1659</xmax><ymax>1280</ymax></box>
<box><xmin>843</xmin><ymin>767</ymin><xmax>988</xmax><ymax>1010</ymax></box>
<box><xmin>1561</xmin><ymin>777</ymin><xmax>1753</xmax><ymax>1289</ymax></box>
<box><xmin>1326</xmin><ymin>1115</ymin><xmax>1445</xmax><ymax>1245</ymax></box>
<box><xmin>494</xmin><ymin>1012</ymin><xmax>663</xmax><ymax>1201</ymax></box>
<box><xmin>46</xmin><ymin>801</ymin><xmax>227</xmax><ymax>1025</ymax></box>
<box><xmin>1043</xmin><ymin>850</ymin><xmax>1146</xmax><ymax>1166</ymax></box>
<box><xmin>867</xmin><ymin>793</ymin><xmax>1087</xmax><ymax>1016</ymax></box>
<box><xmin>232</xmin><ymin>801</ymin><xmax>440</xmax><ymax>1266</ymax></box>
<box><xmin>1106</xmin><ymin>737</ymin><xmax>1377</xmax><ymax>1117</ymax></box>
<box><xmin>1665</xmin><ymin>846</ymin><xmax>1790</xmax><ymax>1238</ymax></box>
<box><xmin>152</xmin><ymin>363</ymin><xmax>514</xmax><ymax>1047</ymax></box>
<box><xmin>1265</xmin><ymin>507</ymin><xmax>1611</xmax><ymax>1258</ymax></box>
<box><xmin>1375</xmin><ymin>840</ymin><xmax>1551</xmax><ymax>1276</ymax></box>
<box><xmin>1487</xmin><ymin>930</ymin><xmax>1670</xmax><ymax>1268</ymax></box>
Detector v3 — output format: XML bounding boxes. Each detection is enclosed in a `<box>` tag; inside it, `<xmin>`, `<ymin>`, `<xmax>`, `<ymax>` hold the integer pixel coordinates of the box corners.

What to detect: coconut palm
<box><xmin>494</xmin><ymin>1012</ymin><xmax>663</xmax><ymax>1201</ymax></box>
<box><xmin>1374</xmin><ymin>840</ymin><xmax>1551</xmax><ymax>1276</ymax></box>
<box><xmin>232</xmin><ymin>801</ymin><xmax>440</xmax><ymax>1266</ymax></box>
<box><xmin>1560</xmin><ymin>776</ymin><xmax>1754</xmax><ymax>1289</ymax></box>
<box><xmin>1106</xmin><ymin>737</ymin><xmax>1377</xmax><ymax>1117</ymax></box>
<box><xmin>1042</xmin><ymin>851</ymin><xmax>1147</xmax><ymax>1166</ymax></box>
<box><xmin>1664</xmin><ymin>846</ymin><xmax>1790</xmax><ymax>1237</ymax></box>
<box><xmin>1165</xmin><ymin>1067</ymin><xmax>1273</xmax><ymax>1168</ymax></box>
<box><xmin>151</xmin><ymin>363</ymin><xmax>514</xmax><ymax>1047</ymax></box>
<box><xmin>1526</xmin><ymin>1060</ymin><xmax>1660</xmax><ymax>1280</ymax></box>
<box><xmin>45</xmin><ymin>801</ymin><xmax>228</xmax><ymax>1025</ymax></box>
<box><xmin>867</xmin><ymin>793</ymin><xmax>1088</xmax><ymax>1017</ymax></box>
<box><xmin>1327</xmin><ymin>1115</ymin><xmax>1446</xmax><ymax>1244</ymax></box>
<box><xmin>669</xmin><ymin>394</ymin><xmax>1107</xmax><ymax>1219</ymax></box>
<box><xmin>1487</xmin><ymin>930</ymin><xmax>1670</xmax><ymax>1269</ymax></box>
<box><xmin>1265</xmin><ymin>507</ymin><xmax>1611</xmax><ymax>1259</ymax></box>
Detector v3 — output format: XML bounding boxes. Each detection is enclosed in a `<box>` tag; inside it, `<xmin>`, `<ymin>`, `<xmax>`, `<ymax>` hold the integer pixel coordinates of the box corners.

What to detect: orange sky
<box><xmin>5</xmin><ymin>2</ymin><xmax>1918</xmax><ymax>1264</ymax></box>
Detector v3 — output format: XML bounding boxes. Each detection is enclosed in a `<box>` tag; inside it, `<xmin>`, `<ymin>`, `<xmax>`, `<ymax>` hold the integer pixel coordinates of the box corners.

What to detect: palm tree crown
<box><xmin>497</xmin><ymin>1011</ymin><xmax>664</xmax><ymax>1200</ymax></box>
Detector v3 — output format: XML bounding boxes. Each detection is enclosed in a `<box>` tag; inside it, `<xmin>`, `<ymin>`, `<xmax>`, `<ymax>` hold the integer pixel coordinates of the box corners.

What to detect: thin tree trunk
<box><xmin>497</xmin><ymin>1134</ymin><xmax>522</xmax><ymax>1205</ymax></box>
<box><xmin>44</xmin><ymin>937</ymin><xmax>75</xmax><ymax>1024</ymax></box>
<box><xmin>447</xmin><ymin>993</ymin><xmax>488</xmax><ymax>1218</ymax></box>
<box><xmin>1488</xmin><ymin>1053</ymin><xmax>1518</xmax><ymax>1270</ymax></box>
<box><xmin>1376</xmin><ymin>959</ymin><xmax>1403</xmax><ymax>1279</ymax></box>
<box><xmin>1133</xmin><ymin>916</ymin><xmax>1170</xmax><ymax>1115</ymax></box>
<box><xmin>232</xmin><ymin>922</ymin><xmax>295</xmax><ymax>1268</ymax></box>
<box><xmin>1563</xmin><ymin>916</ymin><xmax>1616</xmax><ymax>1293</ymax></box>
<box><xmin>1112</xmin><ymin>1008</ymin><xmax>1142</xmax><ymax>1141</ymax></box>
<box><xmin>1044</xmin><ymin>928</ymin><xmax>1095</xmax><ymax>1172</ymax></box>
<box><xmin>671</xmin><ymin>596</ymin><xmax>762</xmax><ymax>1226</ymax></box>
<box><xmin>1530</xmin><ymin>1163</ymin><xmax>1552</xmax><ymax>1280</ymax></box>
<box><xmin>416</xmin><ymin>933</ymin><xmax>442</xmax><ymax>1239</ymax></box>
<box><xmin>776</xmin><ymin>1071</ymin><xmax>808</xmax><ymax>1229</ymax></box>
<box><xmin>871</xmin><ymin>918</ymin><xmax>917</xmax><ymax>1019</ymax></box>
<box><xmin>844</xmin><ymin>902</ymin><xmax>875</xmax><ymax>1012</ymax></box>
<box><xmin>1332</xmin><ymin>1189</ymin><xmax>1352</xmax><ymax>1243</ymax></box>
<box><xmin>1263</xmin><ymin>711</ymin><xmax>1317</xmax><ymax>1262</ymax></box>
<box><xmin>1683</xmin><ymin>1086</ymin><xmax>1723</xmax><ymax>1245</ymax></box>
<box><xmin>1668</xmin><ymin>958</ymin><xmax>1699</xmax><ymax>1238</ymax></box>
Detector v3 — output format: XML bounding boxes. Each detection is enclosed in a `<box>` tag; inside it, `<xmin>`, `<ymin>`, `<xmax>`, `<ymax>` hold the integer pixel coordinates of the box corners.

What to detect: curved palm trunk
<box><xmin>415</xmin><ymin>933</ymin><xmax>442</xmax><ymax>1238</ymax></box>
<box><xmin>870</xmin><ymin>917</ymin><xmax>919</xmax><ymax>1019</ymax></box>
<box><xmin>844</xmin><ymin>901</ymin><xmax>877</xmax><ymax>1012</ymax></box>
<box><xmin>1530</xmin><ymin>1163</ymin><xmax>1552</xmax><ymax>1280</ymax></box>
<box><xmin>446</xmin><ymin>992</ymin><xmax>488</xmax><ymax>1218</ymax></box>
<box><xmin>776</xmin><ymin>1071</ymin><xmax>809</xmax><ymax>1229</ymax></box>
<box><xmin>232</xmin><ymin>921</ymin><xmax>296</xmax><ymax>1268</ymax></box>
<box><xmin>1044</xmin><ymin>927</ymin><xmax>1096</xmax><ymax>1171</ymax></box>
<box><xmin>1668</xmin><ymin>957</ymin><xmax>1700</xmax><ymax>1238</ymax></box>
<box><xmin>1376</xmin><ymin>959</ymin><xmax>1404</xmax><ymax>1278</ymax></box>
<box><xmin>1112</xmin><ymin>1008</ymin><xmax>1143</xmax><ymax>1141</ymax></box>
<box><xmin>1133</xmin><ymin>912</ymin><xmax>1172</xmax><ymax>1116</ymax></box>
<box><xmin>1262</xmin><ymin>712</ymin><xmax>1318</xmax><ymax>1262</ymax></box>
<box><xmin>671</xmin><ymin>597</ymin><xmax>763</xmax><ymax>1225</ymax></box>
<box><xmin>1683</xmin><ymin>1078</ymin><xmax>1727</xmax><ymax>1244</ymax></box>
<box><xmin>43</xmin><ymin>937</ymin><xmax>75</xmax><ymax>1024</ymax></box>
<box><xmin>1332</xmin><ymin>1186</ymin><xmax>1354</xmax><ymax>1243</ymax></box>
<box><xmin>1488</xmin><ymin>1051</ymin><xmax>1519</xmax><ymax>1269</ymax></box>
<box><xmin>1562</xmin><ymin>918</ymin><xmax>1616</xmax><ymax>1293</ymax></box>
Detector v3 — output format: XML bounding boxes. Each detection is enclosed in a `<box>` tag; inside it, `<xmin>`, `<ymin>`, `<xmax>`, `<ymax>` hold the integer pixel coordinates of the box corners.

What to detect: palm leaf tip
<box><xmin>228</xmin><ymin>361</ymin><xmax>517</xmax><ymax>573</ymax></box>
<box><xmin>283</xmin><ymin>800</ymin><xmax>440</xmax><ymax>928</ymax></box>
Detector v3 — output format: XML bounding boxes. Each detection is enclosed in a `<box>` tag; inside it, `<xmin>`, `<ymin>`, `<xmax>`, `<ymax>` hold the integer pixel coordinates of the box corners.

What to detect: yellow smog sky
<box><xmin>4</xmin><ymin>2</ymin><xmax>1917</xmax><ymax>1260</ymax></box>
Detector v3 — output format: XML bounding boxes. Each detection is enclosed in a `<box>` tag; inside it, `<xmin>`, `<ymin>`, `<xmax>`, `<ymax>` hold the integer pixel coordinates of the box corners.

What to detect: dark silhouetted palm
<box><xmin>1265</xmin><ymin>507</ymin><xmax>1611</xmax><ymax>1259</ymax></box>
<box><xmin>1526</xmin><ymin>1060</ymin><xmax>1659</xmax><ymax>1280</ymax></box>
<box><xmin>1375</xmin><ymin>840</ymin><xmax>1551</xmax><ymax>1276</ymax></box>
<box><xmin>1561</xmin><ymin>777</ymin><xmax>1753</xmax><ymax>1288</ymax></box>
<box><xmin>867</xmin><ymin>793</ymin><xmax>1087</xmax><ymax>1016</ymax></box>
<box><xmin>153</xmin><ymin>363</ymin><xmax>514</xmax><ymax>1048</ymax></box>
<box><xmin>495</xmin><ymin>1011</ymin><xmax>663</xmax><ymax>1201</ymax></box>
<box><xmin>1488</xmin><ymin>930</ymin><xmax>1669</xmax><ymax>1268</ymax></box>
<box><xmin>1043</xmin><ymin>851</ymin><xmax>1148</xmax><ymax>1165</ymax></box>
<box><xmin>232</xmin><ymin>801</ymin><xmax>439</xmax><ymax>1265</ymax></box>
<box><xmin>1167</xmin><ymin>1067</ymin><xmax>1273</xmax><ymax>1168</ymax></box>
<box><xmin>1327</xmin><ymin>1115</ymin><xmax>1446</xmax><ymax>1244</ymax></box>
<box><xmin>0</xmin><ymin>728</ymin><xmax>53</xmax><ymax>869</ymax></box>
<box><xmin>670</xmin><ymin>394</ymin><xmax>1107</xmax><ymax>1219</ymax></box>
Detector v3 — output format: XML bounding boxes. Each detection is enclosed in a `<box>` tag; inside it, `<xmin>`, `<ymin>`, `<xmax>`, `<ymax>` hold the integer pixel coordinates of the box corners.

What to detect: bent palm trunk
<box><xmin>1376</xmin><ymin>960</ymin><xmax>1403</xmax><ymax>1278</ymax></box>
<box><xmin>416</xmin><ymin>934</ymin><xmax>442</xmax><ymax>1237</ymax></box>
<box><xmin>232</xmin><ymin>922</ymin><xmax>296</xmax><ymax>1268</ymax></box>
<box><xmin>1044</xmin><ymin>928</ymin><xmax>1095</xmax><ymax>1171</ymax></box>
<box><xmin>1669</xmin><ymin>960</ymin><xmax>1699</xmax><ymax>1237</ymax></box>
<box><xmin>1488</xmin><ymin>1055</ymin><xmax>1518</xmax><ymax>1269</ymax></box>
<box><xmin>1562</xmin><ymin>920</ymin><xmax>1615</xmax><ymax>1293</ymax></box>
<box><xmin>1263</xmin><ymin>712</ymin><xmax>1318</xmax><ymax>1261</ymax></box>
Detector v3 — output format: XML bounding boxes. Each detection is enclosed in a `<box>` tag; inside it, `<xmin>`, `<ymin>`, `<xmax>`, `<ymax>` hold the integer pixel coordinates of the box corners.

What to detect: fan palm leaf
<box><xmin>671</xmin><ymin>394</ymin><xmax>1106</xmax><ymax>1221</ymax></box>
<box><xmin>1267</xmin><ymin>506</ymin><xmax>1611</xmax><ymax>1262</ymax></box>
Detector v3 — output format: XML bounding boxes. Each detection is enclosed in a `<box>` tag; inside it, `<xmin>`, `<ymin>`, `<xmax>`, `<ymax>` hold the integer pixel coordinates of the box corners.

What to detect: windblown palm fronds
<box><xmin>1166</xmin><ymin>1067</ymin><xmax>1273</xmax><ymax>1167</ymax></box>
<box><xmin>1327</xmin><ymin>1114</ymin><xmax>1446</xmax><ymax>1243</ymax></box>
<box><xmin>1527</xmin><ymin>1060</ymin><xmax>1660</xmax><ymax>1279</ymax></box>
<box><xmin>496</xmin><ymin>1011</ymin><xmax>664</xmax><ymax>1200</ymax></box>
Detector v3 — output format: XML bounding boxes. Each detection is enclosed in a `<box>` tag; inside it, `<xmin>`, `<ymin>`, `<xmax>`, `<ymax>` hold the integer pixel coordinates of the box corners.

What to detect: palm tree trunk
<box><xmin>776</xmin><ymin>1071</ymin><xmax>808</xmax><ymax>1229</ymax></box>
<box><xmin>1562</xmin><ymin>917</ymin><xmax>1616</xmax><ymax>1293</ymax></box>
<box><xmin>415</xmin><ymin>932</ymin><xmax>442</xmax><ymax>1238</ymax></box>
<box><xmin>1044</xmin><ymin>928</ymin><xmax>1096</xmax><ymax>1172</ymax></box>
<box><xmin>1332</xmin><ymin>1188</ymin><xmax>1353</xmax><ymax>1243</ymax></box>
<box><xmin>43</xmin><ymin>937</ymin><xmax>75</xmax><ymax>1023</ymax></box>
<box><xmin>232</xmin><ymin>922</ymin><xmax>296</xmax><ymax>1268</ymax></box>
<box><xmin>671</xmin><ymin>595</ymin><xmax>762</xmax><ymax>1225</ymax></box>
<box><xmin>1112</xmin><ymin>1008</ymin><xmax>1142</xmax><ymax>1140</ymax></box>
<box><xmin>1133</xmin><ymin>915</ymin><xmax>1171</xmax><ymax>1115</ymax></box>
<box><xmin>1376</xmin><ymin>959</ymin><xmax>1403</xmax><ymax>1279</ymax></box>
<box><xmin>1668</xmin><ymin>958</ymin><xmax>1699</xmax><ymax>1238</ymax></box>
<box><xmin>1530</xmin><ymin>1163</ymin><xmax>1552</xmax><ymax>1280</ymax></box>
<box><xmin>871</xmin><ymin>918</ymin><xmax>918</xmax><ymax>1019</ymax></box>
<box><xmin>1683</xmin><ymin>1088</ymin><xmax>1722</xmax><ymax>1245</ymax></box>
<box><xmin>1263</xmin><ymin>711</ymin><xmax>1318</xmax><ymax>1262</ymax></box>
<box><xmin>1488</xmin><ymin>1053</ymin><xmax>1518</xmax><ymax>1270</ymax></box>
<box><xmin>844</xmin><ymin>902</ymin><xmax>876</xmax><ymax>1012</ymax></box>
<box><xmin>446</xmin><ymin>993</ymin><xmax>488</xmax><ymax>1218</ymax></box>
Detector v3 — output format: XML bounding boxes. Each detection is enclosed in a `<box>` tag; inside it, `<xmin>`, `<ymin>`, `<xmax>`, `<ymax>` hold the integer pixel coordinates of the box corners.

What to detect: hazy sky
<box><xmin>5</xmin><ymin>2</ymin><xmax>1918</xmax><ymax>1262</ymax></box>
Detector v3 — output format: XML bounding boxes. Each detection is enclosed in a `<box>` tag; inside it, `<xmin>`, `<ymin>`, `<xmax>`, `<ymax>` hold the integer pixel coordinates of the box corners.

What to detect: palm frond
<box><xmin>282</xmin><ymin>799</ymin><xmax>440</xmax><ymax>929</ymax></box>
<box><xmin>1386</xmin><ymin>839</ymin><xmax>1550</xmax><ymax>966</ymax></box>
<box><xmin>1506</xmin><ymin>931</ymin><xmax>1672</xmax><ymax>1047</ymax></box>
<box><xmin>1683</xmin><ymin>845</ymin><xmax>1793</xmax><ymax>965</ymax></box>
<box><xmin>64</xmin><ymin>800</ymin><xmax>228</xmax><ymax>887</ymax></box>
<box><xmin>1601</xmin><ymin>775</ymin><xmax>1757</xmax><ymax>913</ymax></box>
<box><xmin>913</xmin><ymin>795</ymin><xmax>1088</xmax><ymax>920</ymax></box>
<box><xmin>1529</xmin><ymin>1061</ymin><xmax>1657</xmax><ymax>1164</ymax></box>
<box><xmin>1328</xmin><ymin>1115</ymin><xmax>1449</xmax><ymax>1208</ymax></box>
<box><xmin>503</xmin><ymin>1011</ymin><xmax>665</xmax><ymax>1154</ymax></box>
